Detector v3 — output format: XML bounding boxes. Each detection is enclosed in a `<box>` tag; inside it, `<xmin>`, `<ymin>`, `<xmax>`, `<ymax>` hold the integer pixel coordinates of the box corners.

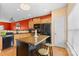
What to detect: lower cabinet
<box><xmin>16</xmin><ymin>40</ymin><xmax>29</xmax><ymax>56</ymax></box>
<box><xmin>0</xmin><ymin>36</ymin><xmax>14</xmax><ymax>50</ymax></box>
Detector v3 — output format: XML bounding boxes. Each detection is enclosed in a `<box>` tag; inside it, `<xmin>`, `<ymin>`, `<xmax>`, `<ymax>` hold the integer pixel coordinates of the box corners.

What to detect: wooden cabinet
<box><xmin>17</xmin><ymin>41</ymin><xmax>29</xmax><ymax>56</ymax></box>
<box><xmin>28</xmin><ymin>16</ymin><xmax>51</xmax><ymax>29</ymax></box>
<box><xmin>33</xmin><ymin>14</ymin><xmax>51</xmax><ymax>24</ymax></box>
<box><xmin>28</xmin><ymin>19</ymin><xmax>33</xmax><ymax>29</ymax></box>
<box><xmin>0</xmin><ymin>36</ymin><xmax>2</xmax><ymax>50</ymax></box>
<box><xmin>40</xmin><ymin>16</ymin><xmax>51</xmax><ymax>24</ymax></box>
<box><xmin>28</xmin><ymin>14</ymin><xmax>51</xmax><ymax>29</ymax></box>
<box><xmin>33</xmin><ymin>17</ymin><xmax>41</xmax><ymax>24</ymax></box>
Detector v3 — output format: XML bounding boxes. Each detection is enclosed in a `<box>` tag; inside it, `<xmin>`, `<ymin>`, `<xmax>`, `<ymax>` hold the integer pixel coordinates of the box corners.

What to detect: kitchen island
<box><xmin>14</xmin><ymin>33</ymin><xmax>49</xmax><ymax>46</ymax></box>
<box><xmin>14</xmin><ymin>33</ymin><xmax>50</xmax><ymax>56</ymax></box>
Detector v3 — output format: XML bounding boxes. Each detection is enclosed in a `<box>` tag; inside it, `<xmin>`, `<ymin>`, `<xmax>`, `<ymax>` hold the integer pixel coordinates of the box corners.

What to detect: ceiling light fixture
<box><xmin>20</xmin><ymin>3</ymin><xmax>31</xmax><ymax>11</ymax></box>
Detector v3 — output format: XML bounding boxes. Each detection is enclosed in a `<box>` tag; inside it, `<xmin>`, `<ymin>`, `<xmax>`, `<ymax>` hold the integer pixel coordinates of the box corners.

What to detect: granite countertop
<box><xmin>15</xmin><ymin>34</ymin><xmax>50</xmax><ymax>45</ymax></box>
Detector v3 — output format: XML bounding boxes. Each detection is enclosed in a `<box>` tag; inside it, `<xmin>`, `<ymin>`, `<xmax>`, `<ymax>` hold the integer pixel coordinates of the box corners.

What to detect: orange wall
<box><xmin>0</xmin><ymin>14</ymin><xmax>51</xmax><ymax>30</ymax></box>
<box><xmin>10</xmin><ymin>14</ymin><xmax>51</xmax><ymax>30</ymax></box>
<box><xmin>0</xmin><ymin>22</ymin><xmax>11</xmax><ymax>30</ymax></box>
<box><xmin>10</xmin><ymin>19</ymin><xmax>30</xmax><ymax>30</ymax></box>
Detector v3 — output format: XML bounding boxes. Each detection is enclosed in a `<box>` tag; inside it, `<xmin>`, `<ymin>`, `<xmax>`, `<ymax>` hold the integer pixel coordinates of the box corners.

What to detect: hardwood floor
<box><xmin>0</xmin><ymin>46</ymin><xmax>68</xmax><ymax>56</ymax></box>
<box><xmin>53</xmin><ymin>46</ymin><xmax>69</xmax><ymax>56</ymax></box>
<box><xmin>31</xmin><ymin>46</ymin><xmax>69</xmax><ymax>56</ymax></box>
<box><xmin>0</xmin><ymin>47</ymin><xmax>16</xmax><ymax>56</ymax></box>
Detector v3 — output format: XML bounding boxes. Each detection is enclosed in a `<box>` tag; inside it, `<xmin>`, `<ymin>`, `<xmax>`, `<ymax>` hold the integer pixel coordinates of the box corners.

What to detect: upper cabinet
<box><xmin>28</xmin><ymin>19</ymin><xmax>33</xmax><ymax>29</ymax></box>
<box><xmin>33</xmin><ymin>14</ymin><xmax>51</xmax><ymax>24</ymax></box>
<box><xmin>33</xmin><ymin>17</ymin><xmax>41</xmax><ymax>24</ymax></box>
<box><xmin>40</xmin><ymin>14</ymin><xmax>51</xmax><ymax>24</ymax></box>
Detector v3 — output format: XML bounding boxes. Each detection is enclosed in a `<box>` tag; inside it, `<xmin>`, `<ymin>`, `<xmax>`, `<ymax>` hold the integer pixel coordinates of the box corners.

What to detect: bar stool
<box><xmin>38</xmin><ymin>48</ymin><xmax>49</xmax><ymax>56</ymax></box>
<box><xmin>38</xmin><ymin>43</ymin><xmax>53</xmax><ymax>56</ymax></box>
<box><xmin>45</xmin><ymin>43</ymin><xmax>53</xmax><ymax>56</ymax></box>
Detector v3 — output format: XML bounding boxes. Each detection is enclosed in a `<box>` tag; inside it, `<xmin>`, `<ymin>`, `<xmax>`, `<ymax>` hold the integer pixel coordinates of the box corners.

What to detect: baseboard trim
<box><xmin>67</xmin><ymin>42</ymin><xmax>78</xmax><ymax>56</ymax></box>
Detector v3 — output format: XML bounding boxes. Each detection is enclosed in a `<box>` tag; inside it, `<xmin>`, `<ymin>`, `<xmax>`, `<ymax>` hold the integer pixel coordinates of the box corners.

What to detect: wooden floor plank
<box><xmin>0</xmin><ymin>46</ymin><xmax>68</xmax><ymax>56</ymax></box>
<box><xmin>53</xmin><ymin>46</ymin><xmax>69</xmax><ymax>56</ymax></box>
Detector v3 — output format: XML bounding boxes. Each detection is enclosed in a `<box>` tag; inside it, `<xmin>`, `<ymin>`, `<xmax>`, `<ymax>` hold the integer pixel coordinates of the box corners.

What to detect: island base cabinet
<box><xmin>16</xmin><ymin>40</ymin><xmax>29</xmax><ymax>56</ymax></box>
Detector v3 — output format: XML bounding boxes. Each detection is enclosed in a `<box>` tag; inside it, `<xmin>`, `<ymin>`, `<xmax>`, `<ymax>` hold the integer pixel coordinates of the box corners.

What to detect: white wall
<box><xmin>68</xmin><ymin>4</ymin><xmax>79</xmax><ymax>29</ymax></box>
<box><xmin>51</xmin><ymin>7</ymin><xmax>67</xmax><ymax>48</ymax></box>
<box><xmin>53</xmin><ymin>16</ymin><xmax>66</xmax><ymax>47</ymax></box>
<box><xmin>68</xmin><ymin>4</ymin><xmax>79</xmax><ymax>56</ymax></box>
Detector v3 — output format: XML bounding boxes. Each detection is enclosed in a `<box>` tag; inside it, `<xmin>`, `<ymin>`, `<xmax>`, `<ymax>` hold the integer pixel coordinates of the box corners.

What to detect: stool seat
<box><xmin>45</xmin><ymin>43</ymin><xmax>52</xmax><ymax>46</ymax></box>
<box><xmin>38</xmin><ymin>48</ymin><xmax>48</xmax><ymax>56</ymax></box>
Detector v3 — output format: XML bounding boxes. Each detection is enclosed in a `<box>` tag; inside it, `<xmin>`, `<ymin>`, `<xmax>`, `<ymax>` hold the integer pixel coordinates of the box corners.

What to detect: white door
<box><xmin>53</xmin><ymin>16</ymin><xmax>66</xmax><ymax>47</ymax></box>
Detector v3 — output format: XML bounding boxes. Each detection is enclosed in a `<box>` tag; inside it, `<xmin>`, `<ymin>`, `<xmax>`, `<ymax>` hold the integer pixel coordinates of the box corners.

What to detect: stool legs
<box><xmin>48</xmin><ymin>46</ymin><xmax>53</xmax><ymax>56</ymax></box>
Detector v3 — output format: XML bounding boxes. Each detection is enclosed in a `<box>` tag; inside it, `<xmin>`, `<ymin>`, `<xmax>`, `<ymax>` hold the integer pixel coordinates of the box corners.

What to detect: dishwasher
<box><xmin>2</xmin><ymin>32</ymin><xmax>14</xmax><ymax>49</ymax></box>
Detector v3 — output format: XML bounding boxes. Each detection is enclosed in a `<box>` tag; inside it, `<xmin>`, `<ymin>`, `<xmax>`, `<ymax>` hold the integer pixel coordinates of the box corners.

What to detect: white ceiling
<box><xmin>0</xmin><ymin>3</ymin><xmax>67</xmax><ymax>22</ymax></box>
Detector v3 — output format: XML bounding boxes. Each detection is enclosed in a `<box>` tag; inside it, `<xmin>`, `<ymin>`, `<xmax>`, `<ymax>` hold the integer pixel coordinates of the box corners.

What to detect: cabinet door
<box><xmin>29</xmin><ymin>19</ymin><xmax>33</xmax><ymax>29</ymax></box>
<box><xmin>40</xmin><ymin>16</ymin><xmax>51</xmax><ymax>24</ymax></box>
<box><xmin>0</xmin><ymin>37</ymin><xmax>2</xmax><ymax>50</ymax></box>
<box><xmin>33</xmin><ymin>17</ymin><xmax>41</xmax><ymax>24</ymax></box>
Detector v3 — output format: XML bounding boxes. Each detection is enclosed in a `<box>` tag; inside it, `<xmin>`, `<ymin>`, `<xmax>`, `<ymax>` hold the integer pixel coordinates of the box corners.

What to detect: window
<box><xmin>0</xmin><ymin>26</ymin><xmax>4</xmax><ymax>30</ymax></box>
